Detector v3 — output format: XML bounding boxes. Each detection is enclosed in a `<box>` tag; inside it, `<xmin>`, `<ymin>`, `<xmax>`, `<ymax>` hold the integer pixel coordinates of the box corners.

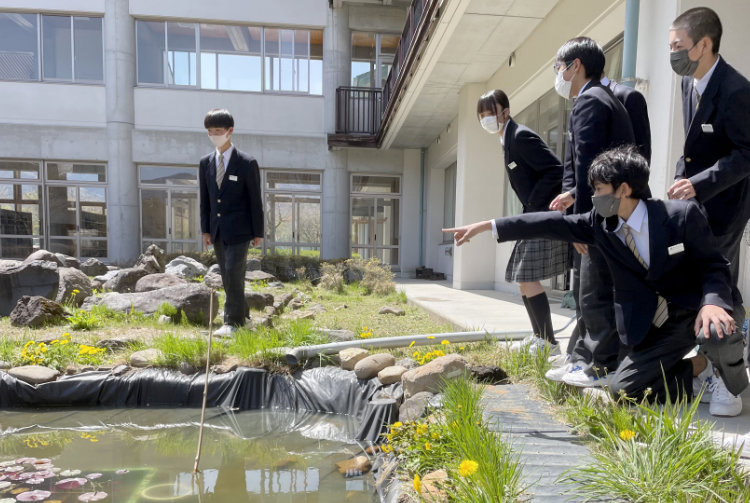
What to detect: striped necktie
<box><xmin>622</xmin><ymin>223</ymin><xmax>668</xmax><ymax>327</ymax></box>
<box><xmin>216</xmin><ymin>153</ymin><xmax>225</xmax><ymax>189</ymax></box>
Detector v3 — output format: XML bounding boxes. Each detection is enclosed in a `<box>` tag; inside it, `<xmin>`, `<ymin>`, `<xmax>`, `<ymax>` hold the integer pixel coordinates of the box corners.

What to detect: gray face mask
<box><xmin>591</xmin><ymin>193</ymin><xmax>621</xmax><ymax>218</ymax></box>
<box><xmin>670</xmin><ymin>45</ymin><xmax>700</xmax><ymax>76</ymax></box>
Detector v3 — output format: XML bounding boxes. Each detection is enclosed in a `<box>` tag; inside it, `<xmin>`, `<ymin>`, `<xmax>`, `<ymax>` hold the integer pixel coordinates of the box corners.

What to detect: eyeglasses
<box><xmin>553</xmin><ymin>60</ymin><xmax>574</xmax><ymax>74</ymax></box>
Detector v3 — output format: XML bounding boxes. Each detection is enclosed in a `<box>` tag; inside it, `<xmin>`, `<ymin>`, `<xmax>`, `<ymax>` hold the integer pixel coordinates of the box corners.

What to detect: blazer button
<box><xmin>217</xmin><ymin>198</ymin><xmax>221</xmax><ymax>203</ymax></box>
<box><xmin>217</xmin><ymin>213</ymin><xmax>221</xmax><ymax>217</ymax></box>
<box><xmin>685</xmin><ymin>157</ymin><xmax>691</xmax><ymax>163</ymax></box>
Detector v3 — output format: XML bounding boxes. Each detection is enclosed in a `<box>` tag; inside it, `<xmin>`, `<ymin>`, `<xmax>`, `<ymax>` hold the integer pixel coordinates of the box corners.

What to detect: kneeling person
<box><xmin>444</xmin><ymin>146</ymin><xmax>747</xmax><ymax>414</ymax></box>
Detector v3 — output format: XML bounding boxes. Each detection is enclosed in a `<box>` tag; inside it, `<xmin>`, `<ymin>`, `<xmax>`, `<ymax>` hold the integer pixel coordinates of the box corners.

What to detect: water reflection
<box><xmin>0</xmin><ymin>408</ymin><xmax>377</xmax><ymax>502</ymax></box>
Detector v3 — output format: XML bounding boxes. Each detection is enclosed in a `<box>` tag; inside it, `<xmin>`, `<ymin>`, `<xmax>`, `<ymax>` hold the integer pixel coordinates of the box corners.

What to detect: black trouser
<box><xmin>714</xmin><ymin>227</ymin><xmax>748</xmax><ymax>369</ymax></box>
<box><xmin>214</xmin><ymin>236</ymin><xmax>250</xmax><ymax>327</ymax></box>
<box><xmin>570</xmin><ymin>246</ymin><xmax>620</xmax><ymax>375</ymax></box>
<box><xmin>566</xmin><ymin>251</ymin><xmax>585</xmax><ymax>355</ymax></box>
<box><xmin>608</xmin><ymin>305</ymin><xmax>696</xmax><ymax>403</ymax></box>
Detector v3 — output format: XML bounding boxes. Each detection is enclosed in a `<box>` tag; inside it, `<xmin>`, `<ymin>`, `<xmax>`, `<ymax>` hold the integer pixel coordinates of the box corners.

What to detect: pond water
<box><xmin>0</xmin><ymin>408</ymin><xmax>377</xmax><ymax>502</ymax></box>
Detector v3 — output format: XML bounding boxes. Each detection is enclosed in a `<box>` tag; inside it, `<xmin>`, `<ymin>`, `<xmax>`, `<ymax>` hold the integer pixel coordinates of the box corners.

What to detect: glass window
<box><xmin>310</xmin><ymin>30</ymin><xmax>323</xmax><ymax>95</ymax></box>
<box><xmin>266</xmin><ymin>172</ymin><xmax>321</xmax><ymax>191</ymax></box>
<box><xmin>351</xmin><ymin>32</ymin><xmax>398</xmax><ymax>88</ymax></box>
<box><xmin>139</xmin><ymin>166</ymin><xmax>197</xmax><ymax>186</ymax></box>
<box><xmin>42</xmin><ymin>15</ymin><xmax>72</xmax><ymax>80</ymax></box>
<box><xmin>167</xmin><ymin>22</ymin><xmax>196</xmax><ymax>86</ymax></box>
<box><xmin>74</xmin><ymin>17</ymin><xmax>103</xmax><ymax>81</ymax></box>
<box><xmin>200</xmin><ymin>23</ymin><xmax>262</xmax><ymax>92</ymax></box>
<box><xmin>265</xmin><ymin>28</ymin><xmax>321</xmax><ymax>93</ymax></box>
<box><xmin>47</xmin><ymin>163</ymin><xmax>106</xmax><ymax>183</ymax></box>
<box><xmin>442</xmin><ymin>163</ymin><xmax>456</xmax><ymax>243</ymax></box>
<box><xmin>351</xmin><ymin>175</ymin><xmax>400</xmax><ymax>194</ymax></box>
<box><xmin>0</xmin><ymin>13</ymin><xmax>39</xmax><ymax>81</ymax></box>
<box><xmin>137</xmin><ymin>20</ymin><xmax>165</xmax><ymax>84</ymax></box>
<box><xmin>0</xmin><ymin>161</ymin><xmax>40</xmax><ymax>180</ymax></box>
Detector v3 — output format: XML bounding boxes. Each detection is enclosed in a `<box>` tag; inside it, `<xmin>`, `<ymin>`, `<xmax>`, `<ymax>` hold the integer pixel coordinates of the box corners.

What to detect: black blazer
<box><xmin>608</xmin><ymin>80</ymin><xmax>652</xmax><ymax>163</ymax></box>
<box><xmin>503</xmin><ymin>119</ymin><xmax>563</xmax><ymax>212</ymax></box>
<box><xmin>493</xmin><ymin>200</ymin><xmax>732</xmax><ymax>346</ymax></box>
<box><xmin>199</xmin><ymin>148</ymin><xmax>264</xmax><ymax>245</ymax></box>
<box><xmin>676</xmin><ymin>57</ymin><xmax>750</xmax><ymax>236</ymax></box>
<box><xmin>561</xmin><ymin>81</ymin><xmax>635</xmax><ymax>214</ymax></box>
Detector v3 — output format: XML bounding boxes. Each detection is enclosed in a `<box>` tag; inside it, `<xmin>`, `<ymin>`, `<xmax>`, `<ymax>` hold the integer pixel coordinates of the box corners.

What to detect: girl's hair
<box><xmin>476</xmin><ymin>89</ymin><xmax>509</xmax><ymax>121</ymax></box>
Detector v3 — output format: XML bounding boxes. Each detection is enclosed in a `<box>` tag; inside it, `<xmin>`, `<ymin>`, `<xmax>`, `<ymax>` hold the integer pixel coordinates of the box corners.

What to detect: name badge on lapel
<box><xmin>567</xmin><ymin>131</ymin><xmax>572</xmax><ymax>141</ymax></box>
<box><xmin>701</xmin><ymin>124</ymin><xmax>714</xmax><ymax>133</ymax></box>
<box><xmin>668</xmin><ymin>243</ymin><xmax>685</xmax><ymax>255</ymax></box>
<box><xmin>228</xmin><ymin>175</ymin><xmax>238</xmax><ymax>182</ymax></box>
<box><xmin>507</xmin><ymin>161</ymin><xmax>517</xmax><ymax>170</ymax></box>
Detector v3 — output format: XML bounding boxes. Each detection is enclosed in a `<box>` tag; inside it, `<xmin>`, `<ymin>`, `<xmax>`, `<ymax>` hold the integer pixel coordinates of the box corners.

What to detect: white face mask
<box><xmin>208</xmin><ymin>132</ymin><xmax>230</xmax><ymax>149</ymax></box>
<box><xmin>480</xmin><ymin>115</ymin><xmax>503</xmax><ymax>135</ymax></box>
<box><xmin>554</xmin><ymin>68</ymin><xmax>573</xmax><ymax>100</ymax></box>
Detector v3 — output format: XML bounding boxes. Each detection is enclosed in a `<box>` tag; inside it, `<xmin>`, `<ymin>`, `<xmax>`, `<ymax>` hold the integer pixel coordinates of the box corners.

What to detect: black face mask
<box><xmin>670</xmin><ymin>44</ymin><xmax>700</xmax><ymax>76</ymax></box>
<box><xmin>591</xmin><ymin>193</ymin><xmax>621</xmax><ymax>218</ymax></box>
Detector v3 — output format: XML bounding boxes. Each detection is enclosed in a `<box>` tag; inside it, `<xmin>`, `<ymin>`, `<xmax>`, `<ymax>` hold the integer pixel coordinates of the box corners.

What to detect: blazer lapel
<box><xmin>645</xmin><ymin>200</ymin><xmax>669</xmax><ymax>281</ymax></box>
<box><xmin>503</xmin><ymin>120</ymin><xmax>515</xmax><ymax>166</ymax></box>
<box><xmin>686</xmin><ymin>59</ymin><xmax>725</xmax><ymax>147</ymax></box>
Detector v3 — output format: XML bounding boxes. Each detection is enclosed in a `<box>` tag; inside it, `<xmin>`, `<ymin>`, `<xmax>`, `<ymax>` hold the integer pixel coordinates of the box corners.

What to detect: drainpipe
<box><xmin>621</xmin><ymin>0</ymin><xmax>640</xmax><ymax>88</ymax></box>
<box><xmin>418</xmin><ymin>148</ymin><xmax>425</xmax><ymax>268</ymax></box>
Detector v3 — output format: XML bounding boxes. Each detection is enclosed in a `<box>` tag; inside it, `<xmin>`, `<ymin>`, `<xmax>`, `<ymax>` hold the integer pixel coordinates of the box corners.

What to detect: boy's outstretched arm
<box><xmin>442</xmin><ymin>220</ymin><xmax>493</xmax><ymax>246</ymax></box>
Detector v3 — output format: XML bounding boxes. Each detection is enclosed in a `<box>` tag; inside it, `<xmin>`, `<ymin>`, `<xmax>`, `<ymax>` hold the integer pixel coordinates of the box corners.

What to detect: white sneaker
<box><xmin>562</xmin><ymin>367</ymin><xmax>610</xmax><ymax>388</ymax></box>
<box><xmin>548</xmin><ymin>352</ymin><xmax>571</xmax><ymax>367</ymax></box>
<box><xmin>545</xmin><ymin>361</ymin><xmax>574</xmax><ymax>382</ymax></box>
<box><xmin>709</xmin><ymin>375</ymin><xmax>743</xmax><ymax>417</ymax></box>
<box><xmin>692</xmin><ymin>361</ymin><xmax>716</xmax><ymax>404</ymax></box>
<box><xmin>213</xmin><ymin>324</ymin><xmax>237</xmax><ymax>337</ymax></box>
<box><xmin>508</xmin><ymin>336</ymin><xmax>561</xmax><ymax>356</ymax></box>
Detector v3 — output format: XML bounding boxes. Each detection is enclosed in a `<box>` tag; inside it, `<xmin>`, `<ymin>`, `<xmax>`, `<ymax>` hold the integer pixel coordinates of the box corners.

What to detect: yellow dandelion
<box><xmin>72</xmin><ymin>289</ymin><xmax>80</xmax><ymax>294</ymax></box>
<box><xmin>24</xmin><ymin>340</ymin><xmax>35</xmax><ymax>348</ymax></box>
<box><xmin>392</xmin><ymin>422</ymin><xmax>402</xmax><ymax>429</ymax></box>
<box><xmin>459</xmin><ymin>346</ymin><xmax>465</xmax><ymax>350</ymax></box>
<box><xmin>51</xmin><ymin>339</ymin><xmax>59</xmax><ymax>344</ymax></box>
<box><xmin>39</xmin><ymin>345</ymin><xmax>47</xmax><ymax>353</ymax></box>
<box><xmin>427</xmin><ymin>335</ymin><xmax>435</xmax><ymax>339</ymax></box>
<box><xmin>60</xmin><ymin>339</ymin><xmax>70</xmax><ymax>345</ymax></box>
<box><xmin>441</xmin><ymin>340</ymin><xmax>450</xmax><ymax>345</ymax></box>
<box><xmin>412</xmin><ymin>351</ymin><xmax>420</xmax><ymax>358</ymax></box>
<box><xmin>431</xmin><ymin>432</ymin><xmax>439</xmax><ymax>440</ymax></box>
<box><xmin>458</xmin><ymin>459</ymin><xmax>479</xmax><ymax>477</ymax></box>
<box><xmin>619</xmin><ymin>429</ymin><xmax>635</xmax><ymax>441</ymax></box>
<box><xmin>409</xmin><ymin>341</ymin><xmax>415</xmax><ymax>348</ymax></box>
<box><xmin>413</xmin><ymin>474</ymin><xmax>421</xmax><ymax>494</ymax></box>
<box><xmin>62</xmin><ymin>332</ymin><xmax>71</xmax><ymax>338</ymax></box>
<box><xmin>424</xmin><ymin>442</ymin><xmax>431</xmax><ymax>451</ymax></box>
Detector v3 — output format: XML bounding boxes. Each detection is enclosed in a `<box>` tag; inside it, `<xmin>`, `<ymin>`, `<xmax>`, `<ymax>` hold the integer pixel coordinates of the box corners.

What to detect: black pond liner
<box><xmin>0</xmin><ymin>366</ymin><xmax>403</xmax><ymax>443</ymax></box>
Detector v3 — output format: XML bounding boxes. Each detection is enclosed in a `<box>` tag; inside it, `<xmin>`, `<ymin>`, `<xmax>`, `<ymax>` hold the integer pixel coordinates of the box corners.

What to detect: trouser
<box><xmin>608</xmin><ymin>306</ymin><xmax>696</xmax><ymax>403</ymax></box>
<box><xmin>570</xmin><ymin>246</ymin><xmax>620</xmax><ymax>375</ymax></box>
<box><xmin>714</xmin><ymin>227</ymin><xmax>748</xmax><ymax>369</ymax></box>
<box><xmin>214</xmin><ymin>236</ymin><xmax>250</xmax><ymax>326</ymax></box>
<box><xmin>566</xmin><ymin>251</ymin><xmax>584</xmax><ymax>355</ymax></box>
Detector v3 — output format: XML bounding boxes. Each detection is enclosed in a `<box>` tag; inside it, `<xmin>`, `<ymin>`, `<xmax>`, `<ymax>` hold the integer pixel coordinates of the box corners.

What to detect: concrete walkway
<box><xmin>396</xmin><ymin>278</ymin><xmax>750</xmax><ymax>499</ymax></box>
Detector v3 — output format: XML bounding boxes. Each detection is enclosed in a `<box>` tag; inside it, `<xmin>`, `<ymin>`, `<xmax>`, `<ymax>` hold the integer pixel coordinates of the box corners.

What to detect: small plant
<box><xmin>358</xmin><ymin>325</ymin><xmax>374</xmax><ymax>339</ymax></box>
<box><xmin>319</xmin><ymin>262</ymin><xmax>345</xmax><ymax>293</ymax></box>
<box><xmin>359</xmin><ymin>258</ymin><xmax>395</xmax><ymax>296</ymax></box>
<box><xmin>154</xmin><ymin>302</ymin><xmax>179</xmax><ymax>323</ymax></box>
<box><xmin>152</xmin><ymin>333</ymin><xmax>225</xmax><ymax>369</ymax></box>
<box><xmin>20</xmin><ymin>333</ymin><xmax>106</xmax><ymax>369</ymax></box>
<box><xmin>68</xmin><ymin>308</ymin><xmax>102</xmax><ymax>330</ymax></box>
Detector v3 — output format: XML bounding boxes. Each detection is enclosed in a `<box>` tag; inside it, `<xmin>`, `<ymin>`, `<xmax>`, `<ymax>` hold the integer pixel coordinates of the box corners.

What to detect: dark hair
<box><xmin>555</xmin><ymin>37</ymin><xmax>605</xmax><ymax>80</ymax></box>
<box><xmin>671</xmin><ymin>7</ymin><xmax>722</xmax><ymax>54</ymax></box>
<box><xmin>476</xmin><ymin>89</ymin><xmax>509</xmax><ymax>120</ymax></box>
<box><xmin>588</xmin><ymin>146</ymin><xmax>650</xmax><ymax>199</ymax></box>
<box><xmin>204</xmin><ymin>108</ymin><xmax>234</xmax><ymax>129</ymax></box>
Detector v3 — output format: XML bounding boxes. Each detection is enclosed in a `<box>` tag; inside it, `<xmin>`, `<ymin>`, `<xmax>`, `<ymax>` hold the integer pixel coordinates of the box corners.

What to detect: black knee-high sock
<box><xmin>528</xmin><ymin>292</ymin><xmax>556</xmax><ymax>344</ymax></box>
<box><xmin>522</xmin><ymin>295</ymin><xmax>540</xmax><ymax>336</ymax></box>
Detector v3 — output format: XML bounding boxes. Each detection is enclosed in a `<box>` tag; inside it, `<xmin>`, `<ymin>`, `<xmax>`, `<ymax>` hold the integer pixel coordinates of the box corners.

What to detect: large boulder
<box><xmin>103</xmin><ymin>267</ymin><xmax>149</xmax><ymax>293</ymax></box>
<box><xmin>354</xmin><ymin>353</ymin><xmax>396</xmax><ymax>380</ymax></box>
<box><xmin>203</xmin><ymin>272</ymin><xmax>223</xmax><ymax>289</ymax></box>
<box><xmin>399</xmin><ymin>391</ymin><xmax>434</xmax><ymax>422</ymax></box>
<box><xmin>82</xmin><ymin>283</ymin><xmax>218</xmax><ymax>325</ymax></box>
<box><xmin>0</xmin><ymin>260</ymin><xmax>59</xmax><ymax>316</ymax></box>
<box><xmin>247</xmin><ymin>270</ymin><xmax>277</xmax><ymax>283</ymax></box>
<box><xmin>245</xmin><ymin>291</ymin><xmax>274</xmax><ymax>311</ymax></box>
<box><xmin>378</xmin><ymin>365</ymin><xmax>408</xmax><ymax>385</ymax></box>
<box><xmin>401</xmin><ymin>354</ymin><xmax>469</xmax><ymax>399</ymax></box>
<box><xmin>80</xmin><ymin>258</ymin><xmax>109</xmax><ymax>277</ymax></box>
<box><xmin>8</xmin><ymin>365</ymin><xmax>60</xmax><ymax>385</ymax></box>
<box><xmin>135</xmin><ymin>273</ymin><xmax>188</xmax><ymax>292</ymax></box>
<box><xmin>10</xmin><ymin>295</ymin><xmax>67</xmax><ymax>328</ymax></box>
<box><xmin>55</xmin><ymin>253</ymin><xmax>80</xmax><ymax>269</ymax></box>
<box><xmin>56</xmin><ymin>267</ymin><xmax>93</xmax><ymax>306</ymax></box>
<box><xmin>247</xmin><ymin>258</ymin><xmax>261</xmax><ymax>271</ymax></box>
<box><xmin>165</xmin><ymin>256</ymin><xmax>207</xmax><ymax>280</ymax></box>
<box><xmin>339</xmin><ymin>348</ymin><xmax>369</xmax><ymax>371</ymax></box>
<box><xmin>24</xmin><ymin>249</ymin><xmax>63</xmax><ymax>266</ymax></box>
<box><xmin>135</xmin><ymin>244</ymin><xmax>166</xmax><ymax>273</ymax></box>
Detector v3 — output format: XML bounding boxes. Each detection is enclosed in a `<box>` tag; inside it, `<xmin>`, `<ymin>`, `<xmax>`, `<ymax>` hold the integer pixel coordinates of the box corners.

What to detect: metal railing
<box><xmin>335</xmin><ymin>87</ymin><xmax>383</xmax><ymax>135</ymax></box>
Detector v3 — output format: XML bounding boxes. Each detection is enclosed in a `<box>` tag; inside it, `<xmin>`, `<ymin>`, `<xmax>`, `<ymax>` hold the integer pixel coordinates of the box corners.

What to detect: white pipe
<box><xmin>285</xmin><ymin>314</ymin><xmax>576</xmax><ymax>365</ymax></box>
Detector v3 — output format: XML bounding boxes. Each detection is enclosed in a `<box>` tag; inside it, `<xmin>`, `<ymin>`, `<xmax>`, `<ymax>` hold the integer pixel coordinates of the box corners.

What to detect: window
<box><xmin>264</xmin><ymin>171</ymin><xmax>322</xmax><ymax>256</ymax></box>
<box><xmin>351</xmin><ymin>175</ymin><xmax>400</xmax><ymax>267</ymax></box>
<box><xmin>351</xmin><ymin>32</ymin><xmax>399</xmax><ymax>88</ymax></box>
<box><xmin>0</xmin><ymin>161</ymin><xmax>42</xmax><ymax>258</ymax></box>
<box><xmin>442</xmin><ymin>163</ymin><xmax>456</xmax><ymax>243</ymax></box>
<box><xmin>136</xmin><ymin>20</ymin><xmax>322</xmax><ymax>95</ymax></box>
<box><xmin>0</xmin><ymin>13</ymin><xmax>102</xmax><ymax>82</ymax></box>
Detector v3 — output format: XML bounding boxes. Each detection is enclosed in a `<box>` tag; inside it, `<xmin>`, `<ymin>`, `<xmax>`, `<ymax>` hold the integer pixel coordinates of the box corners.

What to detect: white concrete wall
<box><xmin>349</xmin><ymin>4</ymin><xmax>406</xmax><ymax>33</ymax></box>
<box><xmin>0</xmin><ymin>83</ymin><xmax>105</xmax><ymax>127</ymax></box>
<box><xmin>0</xmin><ymin>1</ymin><xmax>103</xmax><ymax>13</ymax></box>
<box><xmin>129</xmin><ymin>0</ymin><xmax>327</xmax><ymax>27</ymax></box>
<box><xmin>399</xmin><ymin>149</ymin><xmax>421</xmax><ymax>275</ymax></box>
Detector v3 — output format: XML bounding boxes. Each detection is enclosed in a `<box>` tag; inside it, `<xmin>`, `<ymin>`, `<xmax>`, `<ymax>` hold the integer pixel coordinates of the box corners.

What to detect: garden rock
<box><xmin>81</xmin><ymin>258</ymin><xmax>109</xmax><ymax>277</ymax></box>
<box><xmin>401</xmin><ymin>354</ymin><xmax>469</xmax><ymax>399</ymax></box>
<box><xmin>111</xmin><ymin>364</ymin><xmax>130</xmax><ymax>376</ymax></box>
<box><xmin>247</xmin><ymin>270</ymin><xmax>277</xmax><ymax>283</ymax></box>
<box><xmin>422</xmin><ymin>469</ymin><xmax>449</xmax><ymax>500</ymax></box>
<box><xmin>179</xmin><ymin>361</ymin><xmax>196</xmax><ymax>375</ymax></box>
<box><xmin>274</xmin><ymin>292</ymin><xmax>294</xmax><ymax>310</ymax></box>
<box><xmin>343</xmin><ymin>267</ymin><xmax>363</xmax><ymax>284</ymax></box>
<box><xmin>317</xmin><ymin>328</ymin><xmax>356</xmax><ymax>342</ymax></box>
<box><xmin>378</xmin><ymin>365</ymin><xmax>407</xmax><ymax>385</ymax></box>
<box><xmin>103</xmin><ymin>267</ymin><xmax>149</xmax><ymax>293</ymax></box>
<box><xmin>249</xmin><ymin>316</ymin><xmax>273</xmax><ymax>329</ymax></box>
<box><xmin>339</xmin><ymin>348</ymin><xmax>370</xmax><ymax>370</ymax></box>
<box><xmin>95</xmin><ymin>337</ymin><xmax>138</xmax><ymax>351</ymax></box>
<box><xmin>282</xmin><ymin>310</ymin><xmax>316</xmax><ymax>321</ymax></box>
<box><xmin>55</xmin><ymin>253</ymin><xmax>80</xmax><ymax>269</ymax></box>
<box><xmin>157</xmin><ymin>314</ymin><xmax>171</xmax><ymax>324</ymax></box>
<box><xmin>203</xmin><ymin>272</ymin><xmax>223</xmax><ymax>289</ymax></box>
<box><xmin>164</xmin><ymin>256</ymin><xmax>207</xmax><ymax>280</ymax></box>
<box><xmin>10</xmin><ymin>295</ymin><xmax>66</xmax><ymax>328</ymax></box>
<box><xmin>135</xmin><ymin>273</ymin><xmax>187</xmax><ymax>292</ymax></box>
<box><xmin>289</xmin><ymin>298</ymin><xmax>305</xmax><ymax>310</ymax></box>
<box><xmin>379</xmin><ymin>305</ymin><xmax>405</xmax><ymax>316</ymax></box>
<box><xmin>83</xmin><ymin>283</ymin><xmax>218</xmax><ymax>324</ymax></box>
<box><xmin>263</xmin><ymin>305</ymin><xmax>277</xmax><ymax>317</ymax></box>
<box><xmin>0</xmin><ymin>259</ymin><xmax>21</xmax><ymax>271</ymax></box>
<box><xmin>247</xmin><ymin>257</ymin><xmax>261</xmax><ymax>271</ymax></box>
<box><xmin>399</xmin><ymin>391</ymin><xmax>435</xmax><ymax>423</ymax></box>
<box><xmin>267</xmin><ymin>281</ymin><xmax>284</xmax><ymax>288</ymax></box>
<box><xmin>469</xmin><ymin>364</ymin><xmax>508</xmax><ymax>384</ymax></box>
<box><xmin>396</xmin><ymin>358</ymin><xmax>419</xmax><ymax>370</ymax></box>
<box><xmin>135</xmin><ymin>244</ymin><xmax>166</xmax><ymax>273</ymax></box>
<box><xmin>0</xmin><ymin>361</ymin><xmax>10</xmax><ymax>370</ymax></box>
<box><xmin>207</xmin><ymin>264</ymin><xmax>220</xmax><ymax>275</ymax></box>
<box><xmin>245</xmin><ymin>291</ymin><xmax>274</xmax><ymax>311</ymax></box>
<box><xmin>56</xmin><ymin>267</ymin><xmax>93</xmax><ymax>306</ymax></box>
<box><xmin>0</xmin><ymin>260</ymin><xmax>59</xmax><ymax>316</ymax></box>
<box><xmin>335</xmin><ymin>455</ymin><xmax>371</xmax><ymax>477</ymax></box>
<box><xmin>8</xmin><ymin>365</ymin><xmax>60</xmax><ymax>385</ymax></box>
<box><xmin>129</xmin><ymin>348</ymin><xmax>163</xmax><ymax>367</ymax></box>
<box><xmin>354</xmin><ymin>353</ymin><xmax>396</xmax><ymax>380</ymax></box>
<box><xmin>24</xmin><ymin>249</ymin><xmax>63</xmax><ymax>266</ymax></box>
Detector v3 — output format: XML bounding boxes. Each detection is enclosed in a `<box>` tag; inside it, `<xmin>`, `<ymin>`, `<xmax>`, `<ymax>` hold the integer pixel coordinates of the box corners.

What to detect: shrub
<box><xmin>319</xmin><ymin>262</ymin><xmax>345</xmax><ymax>292</ymax></box>
<box><xmin>349</xmin><ymin>258</ymin><xmax>394</xmax><ymax>295</ymax></box>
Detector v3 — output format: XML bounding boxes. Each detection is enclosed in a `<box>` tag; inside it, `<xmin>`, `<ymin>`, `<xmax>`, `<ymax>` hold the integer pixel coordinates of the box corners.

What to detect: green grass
<box><xmin>152</xmin><ymin>332</ymin><xmax>226</xmax><ymax>369</ymax></box>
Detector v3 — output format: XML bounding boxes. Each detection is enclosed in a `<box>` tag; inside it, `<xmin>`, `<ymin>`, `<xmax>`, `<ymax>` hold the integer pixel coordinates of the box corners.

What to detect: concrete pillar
<box><xmin>399</xmin><ymin>148</ymin><xmax>421</xmax><ymax>275</ymax></box>
<box><xmin>452</xmin><ymin>83</ymin><xmax>504</xmax><ymax>290</ymax></box>
<box><xmin>321</xmin><ymin>4</ymin><xmax>351</xmax><ymax>260</ymax></box>
<box><xmin>104</xmin><ymin>0</ymin><xmax>138</xmax><ymax>265</ymax></box>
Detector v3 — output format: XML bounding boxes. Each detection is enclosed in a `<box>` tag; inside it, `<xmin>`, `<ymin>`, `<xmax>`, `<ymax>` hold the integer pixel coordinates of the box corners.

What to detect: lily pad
<box><xmin>85</xmin><ymin>473</ymin><xmax>102</xmax><ymax>480</ymax></box>
<box><xmin>16</xmin><ymin>490</ymin><xmax>52</xmax><ymax>501</ymax></box>
<box><xmin>26</xmin><ymin>478</ymin><xmax>45</xmax><ymax>485</ymax></box>
<box><xmin>0</xmin><ymin>481</ymin><xmax>9</xmax><ymax>489</ymax></box>
<box><xmin>78</xmin><ymin>492</ymin><xmax>108</xmax><ymax>502</ymax></box>
<box><xmin>59</xmin><ymin>469</ymin><xmax>81</xmax><ymax>477</ymax></box>
<box><xmin>55</xmin><ymin>477</ymin><xmax>88</xmax><ymax>490</ymax></box>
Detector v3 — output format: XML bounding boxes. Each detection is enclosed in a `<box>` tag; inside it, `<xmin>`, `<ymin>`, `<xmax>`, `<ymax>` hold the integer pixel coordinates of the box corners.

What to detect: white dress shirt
<box><xmin>693</xmin><ymin>55</ymin><xmax>721</xmax><ymax>97</ymax></box>
<box><xmin>609</xmin><ymin>199</ymin><xmax>650</xmax><ymax>266</ymax></box>
<box><xmin>216</xmin><ymin>144</ymin><xmax>234</xmax><ymax>171</ymax></box>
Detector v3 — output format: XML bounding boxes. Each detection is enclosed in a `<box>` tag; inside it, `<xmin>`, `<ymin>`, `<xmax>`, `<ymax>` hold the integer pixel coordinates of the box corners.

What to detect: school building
<box><xmin>1</xmin><ymin>0</ymin><xmax>749</xmax><ymax>301</ymax></box>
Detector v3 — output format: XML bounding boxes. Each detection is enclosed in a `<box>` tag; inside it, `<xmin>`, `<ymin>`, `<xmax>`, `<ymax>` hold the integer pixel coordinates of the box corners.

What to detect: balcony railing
<box><xmin>335</xmin><ymin>87</ymin><xmax>383</xmax><ymax>135</ymax></box>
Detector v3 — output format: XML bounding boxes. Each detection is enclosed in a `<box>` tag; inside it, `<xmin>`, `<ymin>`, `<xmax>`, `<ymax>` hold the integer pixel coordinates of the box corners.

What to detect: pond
<box><xmin>0</xmin><ymin>408</ymin><xmax>377</xmax><ymax>502</ymax></box>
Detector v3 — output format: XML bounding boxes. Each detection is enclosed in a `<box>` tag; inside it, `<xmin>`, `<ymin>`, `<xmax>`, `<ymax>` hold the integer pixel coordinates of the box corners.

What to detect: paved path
<box><xmin>396</xmin><ymin>278</ymin><xmax>750</xmax><ymax>498</ymax></box>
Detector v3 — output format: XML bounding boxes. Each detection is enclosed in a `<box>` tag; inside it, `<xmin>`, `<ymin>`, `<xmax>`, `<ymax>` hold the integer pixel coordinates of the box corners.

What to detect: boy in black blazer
<box><xmin>445</xmin><ymin>147</ymin><xmax>747</xmax><ymax>413</ymax></box>
<box><xmin>200</xmin><ymin>109</ymin><xmax>264</xmax><ymax>336</ymax></box>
